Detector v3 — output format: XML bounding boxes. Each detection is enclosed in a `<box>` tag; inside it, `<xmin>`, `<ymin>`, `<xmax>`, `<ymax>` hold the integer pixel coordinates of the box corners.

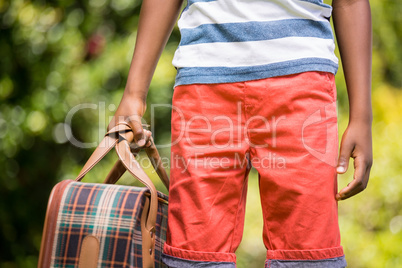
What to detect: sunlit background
<box><xmin>0</xmin><ymin>0</ymin><xmax>401</xmax><ymax>267</ymax></box>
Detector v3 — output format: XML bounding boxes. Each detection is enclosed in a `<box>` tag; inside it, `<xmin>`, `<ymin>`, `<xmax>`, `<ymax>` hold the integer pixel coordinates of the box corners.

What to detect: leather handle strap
<box><xmin>103</xmin><ymin>145</ymin><xmax>140</xmax><ymax>185</ymax></box>
<box><xmin>103</xmin><ymin>159</ymin><xmax>126</xmax><ymax>185</ymax></box>
<box><xmin>145</xmin><ymin>144</ymin><xmax>170</xmax><ymax>190</ymax></box>
<box><xmin>114</xmin><ymin>130</ymin><xmax>158</xmax><ymax>231</ymax></box>
<box><xmin>105</xmin><ymin>140</ymin><xmax>170</xmax><ymax>190</ymax></box>
<box><xmin>75</xmin><ymin>124</ymin><xmax>127</xmax><ymax>182</ymax></box>
<box><xmin>75</xmin><ymin>122</ymin><xmax>167</xmax><ymax>232</ymax></box>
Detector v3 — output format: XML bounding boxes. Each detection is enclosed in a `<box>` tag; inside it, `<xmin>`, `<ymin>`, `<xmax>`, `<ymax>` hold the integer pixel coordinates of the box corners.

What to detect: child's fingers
<box><xmin>337</xmin><ymin>136</ymin><xmax>354</xmax><ymax>174</ymax></box>
<box><xmin>125</xmin><ymin>115</ymin><xmax>146</xmax><ymax>147</ymax></box>
<box><xmin>144</xmin><ymin>129</ymin><xmax>153</xmax><ymax>147</ymax></box>
<box><xmin>336</xmin><ymin>156</ymin><xmax>371</xmax><ymax>200</ymax></box>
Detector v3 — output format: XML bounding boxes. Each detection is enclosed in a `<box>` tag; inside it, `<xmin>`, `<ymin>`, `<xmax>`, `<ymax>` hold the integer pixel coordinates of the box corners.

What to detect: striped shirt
<box><xmin>172</xmin><ymin>0</ymin><xmax>338</xmax><ymax>86</ymax></box>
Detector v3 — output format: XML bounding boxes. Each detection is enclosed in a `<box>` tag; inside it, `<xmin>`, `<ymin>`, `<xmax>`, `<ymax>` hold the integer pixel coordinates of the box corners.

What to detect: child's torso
<box><xmin>173</xmin><ymin>0</ymin><xmax>338</xmax><ymax>87</ymax></box>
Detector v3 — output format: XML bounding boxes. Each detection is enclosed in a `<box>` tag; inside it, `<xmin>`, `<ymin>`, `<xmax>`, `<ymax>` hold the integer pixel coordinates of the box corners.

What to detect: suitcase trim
<box><xmin>38</xmin><ymin>179</ymin><xmax>73</xmax><ymax>268</ymax></box>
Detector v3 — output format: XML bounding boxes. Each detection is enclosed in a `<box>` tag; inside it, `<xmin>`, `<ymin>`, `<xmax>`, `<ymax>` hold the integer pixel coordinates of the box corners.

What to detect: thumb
<box><xmin>125</xmin><ymin>115</ymin><xmax>146</xmax><ymax>147</ymax></box>
<box><xmin>337</xmin><ymin>138</ymin><xmax>353</xmax><ymax>174</ymax></box>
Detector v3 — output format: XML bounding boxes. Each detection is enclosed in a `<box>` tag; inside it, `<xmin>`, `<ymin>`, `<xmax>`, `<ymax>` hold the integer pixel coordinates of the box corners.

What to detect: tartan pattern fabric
<box><xmin>49</xmin><ymin>181</ymin><xmax>168</xmax><ymax>268</ymax></box>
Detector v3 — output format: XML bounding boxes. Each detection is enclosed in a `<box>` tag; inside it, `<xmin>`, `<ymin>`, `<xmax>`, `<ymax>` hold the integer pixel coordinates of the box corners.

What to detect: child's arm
<box><xmin>332</xmin><ymin>0</ymin><xmax>373</xmax><ymax>200</ymax></box>
<box><xmin>108</xmin><ymin>0</ymin><xmax>184</xmax><ymax>146</ymax></box>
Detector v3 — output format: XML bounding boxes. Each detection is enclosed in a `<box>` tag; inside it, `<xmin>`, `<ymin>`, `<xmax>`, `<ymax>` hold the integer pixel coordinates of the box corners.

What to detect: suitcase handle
<box><xmin>103</xmin><ymin>131</ymin><xmax>170</xmax><ymax>190</ymax></box>
<box><xmin>74</xmin><ymin>121</ymin><xmax>168</xmax><ymax>235</ymax></box>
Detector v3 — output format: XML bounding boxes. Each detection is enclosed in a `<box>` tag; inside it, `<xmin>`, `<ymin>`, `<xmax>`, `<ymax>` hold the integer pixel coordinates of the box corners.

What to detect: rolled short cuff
<box><xmin>163</xmin><ymin>244</ymin><xmax>236</xmax><ymax>264</ymax></box>
<box><xmin>266</xmin><ymin>246</ymin><xmax>344</xmax><ymax>260</ymax></box>
<box><xmin>162</xmin><ymin>253</ymin><xmax>236</xmax><ymax>268</ymax></box>
<box><xmin>266</xmin><ymin>256</ymin><xmax>347</xmax><ymax>268</ymax></box>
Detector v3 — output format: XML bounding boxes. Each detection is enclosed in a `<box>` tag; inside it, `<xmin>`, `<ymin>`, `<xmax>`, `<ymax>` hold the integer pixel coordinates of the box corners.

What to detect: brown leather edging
<box><xmin>141</xmin><ymin>197</ymin><xmax>155</xmax><ymax>268</ymax></box>
<box><xmin>38</xmin><ymin>180</ymin><xmax>73</xmax><ymax>268</ymax></box>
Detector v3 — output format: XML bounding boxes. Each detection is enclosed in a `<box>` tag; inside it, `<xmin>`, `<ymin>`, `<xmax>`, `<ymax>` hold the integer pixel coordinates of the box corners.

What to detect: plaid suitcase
<box><xmin>38</xmin><ymin>122</ymin><xmax>170</xmax><ymax>268</ymax></box>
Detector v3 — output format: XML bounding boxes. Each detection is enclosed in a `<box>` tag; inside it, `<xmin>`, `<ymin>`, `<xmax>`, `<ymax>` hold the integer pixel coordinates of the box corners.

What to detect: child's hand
<box><xmin>336</xmin><ymin>121</ymin><xmax>373</xmax><ymax>201</ymax></box>
<box><xmin>107</xmin><ymin>93</ymin><xmax>152</xmax><ymax>148</ymax></box>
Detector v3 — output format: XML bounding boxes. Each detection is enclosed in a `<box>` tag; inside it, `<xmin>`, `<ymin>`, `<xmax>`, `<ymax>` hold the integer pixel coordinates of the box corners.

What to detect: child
<box><xmin>109</xmin><ymin>0</ymin><xmax>373</xmax><ymax>266</ymax></box>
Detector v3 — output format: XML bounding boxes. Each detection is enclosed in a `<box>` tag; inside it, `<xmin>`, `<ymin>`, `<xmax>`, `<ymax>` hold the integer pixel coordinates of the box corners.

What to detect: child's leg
<box><xmin>163</xmin><ymin>82</ymin><xmax>252</xmax><ymax>267</ymax></box>
<box><xmin>246</xmin><ymin>72</ymin><xmax>347</xmax><ymax>267</ymax></box>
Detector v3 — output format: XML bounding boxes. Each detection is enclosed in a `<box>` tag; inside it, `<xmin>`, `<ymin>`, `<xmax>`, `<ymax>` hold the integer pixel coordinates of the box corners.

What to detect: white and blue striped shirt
<box><xmin>172</xmin><ymin>0</ymin><xmax>338</xmax><ymax>86</ymax></box>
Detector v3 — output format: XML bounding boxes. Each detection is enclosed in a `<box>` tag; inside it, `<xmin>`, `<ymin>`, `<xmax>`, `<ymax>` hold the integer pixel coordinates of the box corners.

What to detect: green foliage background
<box><xmin>0</xmin><ymin>0</ymin><xmax>401</xmax><ymax>267</ymax></box>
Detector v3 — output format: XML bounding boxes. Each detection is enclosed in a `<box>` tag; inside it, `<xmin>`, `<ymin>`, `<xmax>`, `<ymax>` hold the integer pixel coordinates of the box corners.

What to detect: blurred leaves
<box><xmin>0</xmin><ymin>0</ymin><xmax>178</xmax><ymax>266</ymax></box>
<box><xmin>0</xmin><ymin>0</ymin><xmax>401</xmax><ymax>267</ymax></box>
<box><xmin>371</xmin><ymin>0</ymin><xmax>402</xmax><ymax>87</ymax></box>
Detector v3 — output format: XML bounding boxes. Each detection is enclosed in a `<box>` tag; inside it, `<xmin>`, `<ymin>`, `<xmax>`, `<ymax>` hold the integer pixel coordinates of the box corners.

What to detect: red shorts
<box><xmin>162</xmin><ymin>72</ymin><xmax>346</xmax><ymax>267</ymax></box>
